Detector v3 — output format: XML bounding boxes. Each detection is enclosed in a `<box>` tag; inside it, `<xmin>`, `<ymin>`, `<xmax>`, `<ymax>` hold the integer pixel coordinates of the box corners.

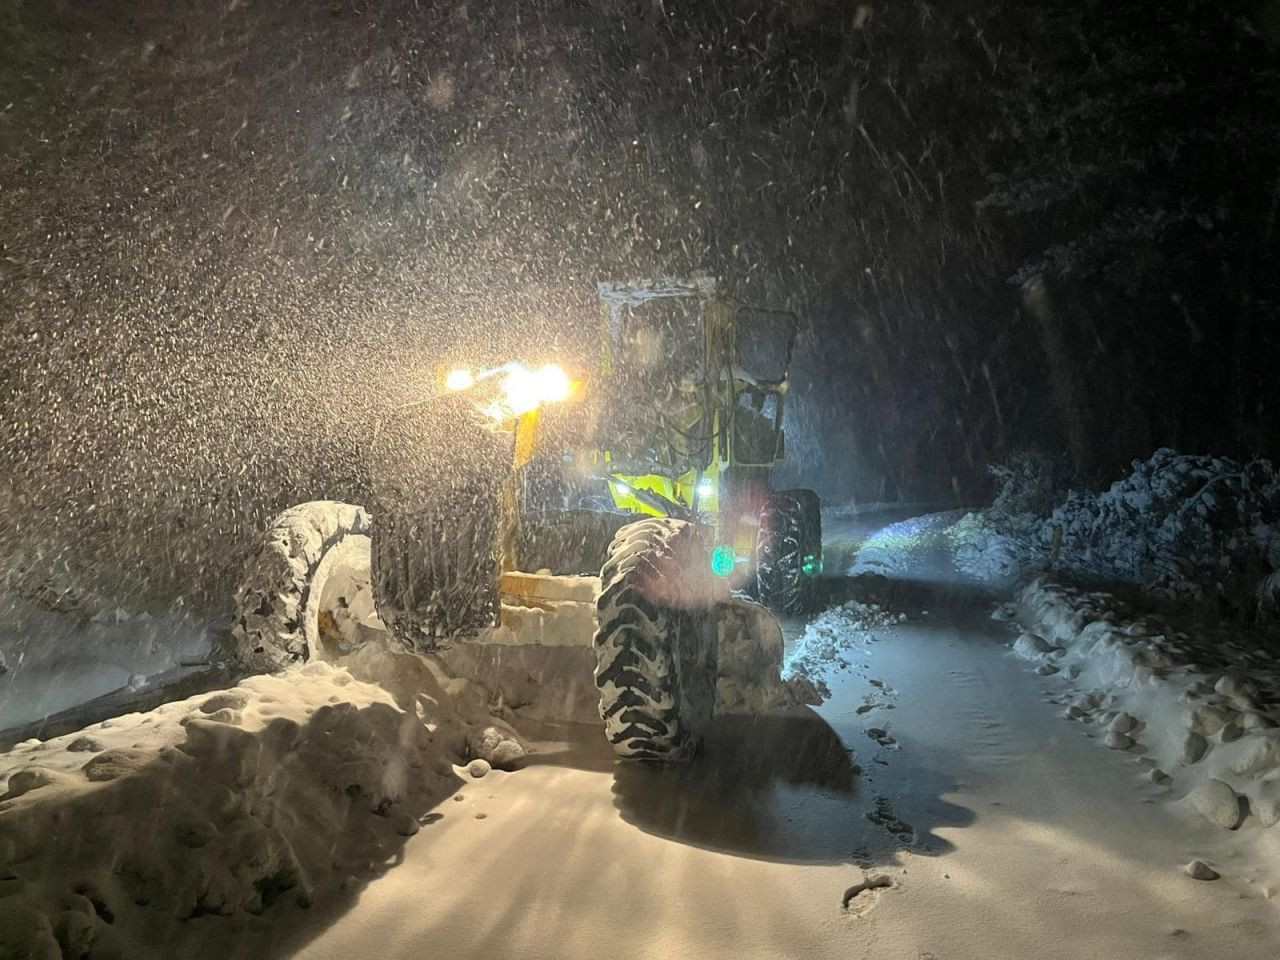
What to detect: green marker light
<box><xmin>711</xmin><ymin>545</ymin><xmax>735</xmax><ymax>577</ymax></box>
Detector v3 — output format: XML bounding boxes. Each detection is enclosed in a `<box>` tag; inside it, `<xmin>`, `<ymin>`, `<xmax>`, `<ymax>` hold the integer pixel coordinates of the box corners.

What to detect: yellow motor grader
<box><xmin>231</xmin><ymin>277</ymin><xmax>821</xmax><ymax>761</ymax></box>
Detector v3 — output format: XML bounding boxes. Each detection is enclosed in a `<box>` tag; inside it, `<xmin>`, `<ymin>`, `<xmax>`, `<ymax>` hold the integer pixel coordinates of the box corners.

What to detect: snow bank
<box><xmin>0</xmin><ymin>582</ymin><xmax>828</xmax><ymax>956</ymax></box>
<box><xmin>1013</xmin><ymin>577</ymin><xmax>1280</xmax><ymax>835</ymax></box>
<box><xmin>0</xmin><ymin>653</ymin><xmax>526</xmax><ymax>959</ymax></box>
<box><xmin>955</xmin><ymin>449</ymin><xmax>1280</xmax><ymax>615</ymax></box>
<box><xmin>1042</xmin><ymin>451</ymin><xmax>1280</xmax><ymax>607</ymax></box>
<box><xmin>0</xmin><ymin>536</ymin><xmax>225</xmax><ymax>731</ymax></box>
<box><xmin>948</xmin><ymin>512</ymin><xmax>1039</xmax><ymax>585</ymax></box>
<box><xmin>0</xmin><ymin>596</ymin><xmax>216</xmax><ymax>731</ymax></box>
<box><xmin>949</xmin><ymin>451</ymin><xmax>1067</xmax><ymax>585</ymax></box>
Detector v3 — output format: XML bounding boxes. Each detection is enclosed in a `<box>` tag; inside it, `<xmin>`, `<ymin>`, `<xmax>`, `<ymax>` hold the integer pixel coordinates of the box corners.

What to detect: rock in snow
<box><xmin>1104</xmin><ymin>730</ymin><xmax>1133</xmax><ymax>751</ymax></box>
<box><xmin>467</xmin><ymin>723</ymin><xmax>528</xmax><ymax>770</ymax></box>
<box><xmin>2</xmin><ymin>767</ymin><xmax>71</xmax><ymax>799</ymax></box>
<box><xmin>1189</xmin><ymin>703</ymin><xmax>1237</xmax><ymax>737</ymax></box>
<box><xmin>1185</xmin><ymin>860</ymin><xmax>1221</xmax><ymax>881</ymax></box>
<box><xmin>81</xmin><ymin>748</ymin><xmax>149</xmax><ymax>783</ymax></box>
<box><xmin>1185</xmin><ymin>779</ymin><xmax>1243</xmax><ymax>830</ymax></box>
<box><xmin>1253</xmin><ymin>794</ymin><xmax>1280</xmax><ymax>828</ymax></box>
<box><xmin>1228</xmin><ymin>733</ymin><xmax>1280</xmax><ymax>778</ymax></box>
<box><xmin>489</xmin><ymin>740</ymin><xmax>526</xmax><ymax>769</ymax></box>
<box><xmin>392</xmin><ymin>812</ymin><xmax>421</xmax><ymax>837</ymax></box>
<box><xmin>1241</xmin><ymin>710</ymin><xmax>1276</xmax><ymax>731</ymax></box>
<box><xmin>1214</xmin><ymin>674</ymin><xmax>1260</xmax><ymax>702</ymax></box>
<box><xmin>1179</xmin><ymin>731</ymin><xmax>1209</xmax><ymax>766</ymax></box>
<box><xmin>1013</xmin><ymin>632</ymin><xmax>1055</xmax><ymax>661</ymax></box>
<box><xmin>1108</xmin><ymin>712</ymin><xmax>1137</xmax><ymax>735</ymax></box>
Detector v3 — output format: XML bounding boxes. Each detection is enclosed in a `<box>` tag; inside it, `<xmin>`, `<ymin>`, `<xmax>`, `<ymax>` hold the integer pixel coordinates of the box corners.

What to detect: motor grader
<box><xmin>231</xmin><ymin>276</ymin><xmax>822</xmax><ymax>761</ymax></box>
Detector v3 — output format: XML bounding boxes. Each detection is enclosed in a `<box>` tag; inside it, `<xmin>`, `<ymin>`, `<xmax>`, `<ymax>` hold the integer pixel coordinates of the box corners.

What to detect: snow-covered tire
<box><xmin>231</xmin><ymin>501</ymin><xmax>373</xmax><ymax>672</ymax></box>
<box><xmin>756</xmin><ymin>489</ymin><xmax>822</xmax><ymax>613</ymax></box>
<box><xmin>594</xmin><ymin>518</ymin><xmax>719</xmax><ymax>762</ymax></box>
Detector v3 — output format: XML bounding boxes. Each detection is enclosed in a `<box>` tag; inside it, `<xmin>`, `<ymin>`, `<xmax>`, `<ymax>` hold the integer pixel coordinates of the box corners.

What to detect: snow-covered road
<box><xmin>284</xmin><ymin>513</ymin><xmax>1280</xmax><ymax>960</ymax></box>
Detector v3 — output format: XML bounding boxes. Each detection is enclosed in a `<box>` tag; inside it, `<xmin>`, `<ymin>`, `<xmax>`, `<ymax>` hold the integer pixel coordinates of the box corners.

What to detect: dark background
<box><xmin>2</xmin><ymin>0</ymin><xmax>1278</xmax><ymax>610</ymax></box>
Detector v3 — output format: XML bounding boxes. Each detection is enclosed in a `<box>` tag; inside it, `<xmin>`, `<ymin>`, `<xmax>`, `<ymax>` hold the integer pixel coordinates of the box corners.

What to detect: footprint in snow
<box><xmin>866</xmin><ymin>727</ymin><xmax>897</xmax><ymax>747</ymax></box>
<box><xmin>842</xmin><ymin>874</ymin><xmax>893</xmax><ymax>911</ymax></box>
<box><xmin>866</xmin><ymin>796</ymin><xmax>915</xmax><ymax>840</ymax></box>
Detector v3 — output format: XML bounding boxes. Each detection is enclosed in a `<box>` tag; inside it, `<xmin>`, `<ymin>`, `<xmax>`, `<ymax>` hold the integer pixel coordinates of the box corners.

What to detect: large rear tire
<box><xmin>756</xmin><ymin>489</ymin><xmax>822</xmax><ymax>613</ymax></box>
<box><xmin>231</xmin><ymin>501</ymin><xmax>377</xmax><ymax>672</ymax></box>
<box><xmin>369</xmin><ymin>393</ymin><xmax>507</xmax><ymax>648</ymax></box>
<box><xmin>594</xmin><ymin>518</ymin><xmax>718</xmax><ymax>761</ymax></box>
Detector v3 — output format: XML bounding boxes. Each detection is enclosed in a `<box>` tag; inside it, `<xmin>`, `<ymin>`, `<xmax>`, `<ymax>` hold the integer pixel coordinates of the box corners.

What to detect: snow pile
<box><xmin>783</xmin><ymin>599</ymin><xmax>909</xmax><ymax>698</ymax></box>
<box><xmin>948</xmin><ymin>510</ymin><xmax>1040</xmax><ymax>585</ymax></box>
<box><xmin>1013</xmin><ymin>576</ymin><xmax>1280</xmax><ymax>834</ymax></box>
<box><xmin>0</xmin><ymin>654</ymin><xmax>526</xmax><ymax>959</ymax></box>
<box><xmin>954</xmin><ymin>449</ymin><xmax>1280</xmax><ymax>613</ymax></box>
<box><xmin>1043</xmin><ymin>451</ymin><xmax>1280</xmax><ymax>606</ymax></box>
<box><xmin>950</xmin><ymin>451</ymin><xmax>1069</xmax><ymax>585</ymax></box>
<box><xmin>986</xmin><ymin>451</ymin><xmax>1066</xmax><ymax>516</ymax></box>
<box><xmin>714</xmin><ymin>597</ymin><xmax>825</xmax><ymax>712</ymax></box>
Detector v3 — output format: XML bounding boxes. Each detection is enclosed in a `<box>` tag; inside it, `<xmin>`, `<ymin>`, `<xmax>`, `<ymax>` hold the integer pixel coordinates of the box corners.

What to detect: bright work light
<box><xmin>500</xmin><ymin>365</ymin><xmax>542</xmax><ymax>415</ymax></box>
<box><xmin>445</xmin><ymin>368</ymin><xmax>475</xmax><ymax>391</ymax></box>
<box><xmin>535</xmin><ymin>363</ymin><xmax>571</xmax><ymax>403</ymax></box>
<box><xmin>445</xmin><ymin>371</ymin><xmax>476</xmax><ymax>394</ymax></box>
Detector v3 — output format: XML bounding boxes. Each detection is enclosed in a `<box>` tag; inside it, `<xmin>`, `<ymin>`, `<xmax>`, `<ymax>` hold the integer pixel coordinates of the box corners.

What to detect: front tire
<box><xmin>756</xmin><ymin>489</ymin><xmax>822</xmax><ymax>613</ymax></box>
<box><xmin>594</xmin><ymin>518</ymin><xmax>718</xmax><ymax>761</ymax></box>
<box><xmin>231</xmin><ymin>501</ymin><xmax>376</xmax><ymax>672</ymax></box>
